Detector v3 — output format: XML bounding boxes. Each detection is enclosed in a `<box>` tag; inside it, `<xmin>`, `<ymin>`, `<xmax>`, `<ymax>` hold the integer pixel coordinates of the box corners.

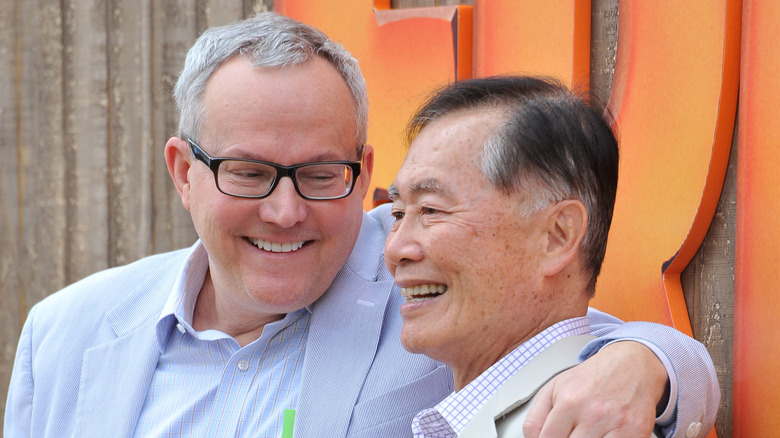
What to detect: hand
<box><xmin>523</xmin><ymin>341</ymin><xmax>668</xmax><ymax>437</ymax></box>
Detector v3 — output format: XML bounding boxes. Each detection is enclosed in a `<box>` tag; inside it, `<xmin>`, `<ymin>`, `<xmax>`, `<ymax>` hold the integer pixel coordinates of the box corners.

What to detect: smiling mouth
<box><xmin>400</xmin><ymin>284</ymin><xmax>447</xmax><ymax>303</ymax></box>
<box><xmin>248</xmin><ymin>237</ymin><xmax>307</xmax><ymax>253</ymax></box>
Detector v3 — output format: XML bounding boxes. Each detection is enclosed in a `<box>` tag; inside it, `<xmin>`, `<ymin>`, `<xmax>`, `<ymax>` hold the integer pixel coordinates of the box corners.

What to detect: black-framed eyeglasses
<box><xmin>187</xmin><ymin>138</ymin><xmax>362</xmax><ymax>200</ymax></box>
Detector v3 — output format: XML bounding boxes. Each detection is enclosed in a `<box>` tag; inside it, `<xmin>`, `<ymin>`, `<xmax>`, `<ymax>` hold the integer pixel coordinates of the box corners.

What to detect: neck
<box><xmin>449</xmin><ymin>305</ymin><xmax>589</xmax><ymax>391</ymax></box>
<box><xmin>192</xmin><ymin>273</ymin><xmax>285</xmax><ymax>347</ymax></box>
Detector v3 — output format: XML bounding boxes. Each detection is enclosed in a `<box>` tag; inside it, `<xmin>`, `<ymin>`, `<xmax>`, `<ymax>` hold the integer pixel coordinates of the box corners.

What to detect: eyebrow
<box><xmin>387</xmin><ymin>184</ymin><xmax>399</xmax><ymax>200</ymax></box>
<box><xmin>387</xmin><ymin>178</ymin><xmax>448</xmax><ymax>201</ymax></box>
<box><xmin>233</xmin><ymin>150</ymin><xmax>352</xmax><ymax>163</ymax></box>
<box><xmin>211</xmin><ymin>142</ymin><xmax>358</xmax><ymax>163</ymax></box>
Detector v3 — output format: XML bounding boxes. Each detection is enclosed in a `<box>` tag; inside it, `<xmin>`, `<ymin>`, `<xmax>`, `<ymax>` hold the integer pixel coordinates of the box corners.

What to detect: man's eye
<box><xmin>391</xmin><ymin>211</ymin><xmax>404</xmax><ymax>221</ymax></box>
<box><xmin>420</xmin><ymin>206</ymin><xmax>438</xmax><ymax>215</ymax></box>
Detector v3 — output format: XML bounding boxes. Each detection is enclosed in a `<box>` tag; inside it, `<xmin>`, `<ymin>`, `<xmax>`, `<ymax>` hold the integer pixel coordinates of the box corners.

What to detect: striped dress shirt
<box><xmin>133</xmin><ymin>242</ymin><xmax>310</xmax><ymax>437</ymax></box>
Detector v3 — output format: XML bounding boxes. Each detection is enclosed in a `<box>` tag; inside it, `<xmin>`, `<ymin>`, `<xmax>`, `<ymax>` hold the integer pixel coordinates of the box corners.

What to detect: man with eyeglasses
<box><xmin>5</xmin><ymin>12</ymin><xmax>718</xmax><ymax>438</ymax></box>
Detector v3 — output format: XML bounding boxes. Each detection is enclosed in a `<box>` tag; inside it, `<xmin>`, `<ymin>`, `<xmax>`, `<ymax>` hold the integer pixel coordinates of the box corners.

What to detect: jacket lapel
<box><xmin>294</xmin><ymin>211</ymin><xmax>396</xmax><ymax>437</ymax></box>
<box><xmin>295</xmin><ymin>272</ymin><xmax>395</xmax><ymax>437</ymax></box>
<box><xmin>73</xmin><ymin>321</ymin><xmax>162</xmax><ymax>437</ymax></box>
<box><xmin>72</xmin><ymin>252</ymin><xmax>182</xmax><ymax>438</ymax></box>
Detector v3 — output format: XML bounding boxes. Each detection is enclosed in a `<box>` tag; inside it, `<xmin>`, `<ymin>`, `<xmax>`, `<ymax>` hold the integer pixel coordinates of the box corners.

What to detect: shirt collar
<box><xmin>155</xmin><ymin>240</ymin><xmax>209</xmax><ymax>352</ymax></box>
<box><xmin>425</xmin><ymin>316</ymin><xmax>591</xmax><ymax>435</ymax></box>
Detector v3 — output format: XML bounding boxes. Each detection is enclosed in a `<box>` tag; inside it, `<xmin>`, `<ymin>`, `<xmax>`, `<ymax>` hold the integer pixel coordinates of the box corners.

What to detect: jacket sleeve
<box><xmin>583</xmin><ymin>307</ymin><xmax>719</xmax><ymax>438</ymax></box>
<box><xmin>4</xmin><ymin>305</ymin><xmax>37</xmax><ymax>438</ymax></box>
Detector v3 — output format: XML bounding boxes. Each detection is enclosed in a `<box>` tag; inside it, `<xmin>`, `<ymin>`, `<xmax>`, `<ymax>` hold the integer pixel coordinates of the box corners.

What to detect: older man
<box><xmin>6</xmin><ymin>13</ymin><xmax>716</xmax><ymax>438</ymax></box>
<box><xmin>385</xmin><ymin>76</ymin><xmax>719</xmax><ymax>437</ymax></box>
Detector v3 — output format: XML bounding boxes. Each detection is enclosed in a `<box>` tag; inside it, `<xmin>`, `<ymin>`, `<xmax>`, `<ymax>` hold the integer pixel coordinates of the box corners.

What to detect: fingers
<box><xmin>523</xmin><ymin>381</ymin><xmax>555</xmax><ymax>438</ymax></box>
<box><xmin>522</xmin><ymin>345</ymin><xmax>660</xmax><ymax>437</ymax></box>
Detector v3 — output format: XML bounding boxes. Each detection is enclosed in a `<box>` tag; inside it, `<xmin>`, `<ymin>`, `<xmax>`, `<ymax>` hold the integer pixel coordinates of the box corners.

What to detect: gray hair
<box><xmin>173</xmin><ymin>12</ymin><xmax>368</xmax><ymax>149</ymax></box>
<box><xmin>481</xmin><ymin>124</ymin><xmax>575</xmax><ymax>217</ymax></box>
<box><xmin>406</xmin><ymin>76</ymin><xmax>619</xmax><ymax>295</ymax></box>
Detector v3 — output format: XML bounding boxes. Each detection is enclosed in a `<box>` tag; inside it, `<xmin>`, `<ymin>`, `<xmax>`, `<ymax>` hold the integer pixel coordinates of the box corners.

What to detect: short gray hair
<box><xmin>406</xmin><ymin>76</ymin><xmax>619</xmax><ymax>295</ymax></box>
<box><xmin>173</xmin><ymin>12</ymin><xmax>368</xmax><ymax>150</ymax></box>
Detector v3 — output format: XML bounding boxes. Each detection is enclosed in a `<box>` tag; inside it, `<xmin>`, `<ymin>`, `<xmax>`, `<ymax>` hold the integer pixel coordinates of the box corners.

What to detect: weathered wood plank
<box><xmin>151</xmin><ymin>0</ymin><xmax>199</xmax><ymax>253</ymax></box>
<box><xmin>0</xmin><ymin>0</ymin><xmax>21</xmax><ymax>424</ymax></box>
<box><xmin>393</xmin><ymin>0</ymin><xmax>472</xmax><ymax>7</ymax></box>
<box><xmin>243</xmin><ymin>0</ymin><xmax>273</xmax><ymax>16</ymax></box>
<box><xmin>2</xmin><ymin>0</ymin><xmax>69</xmax><ymax>426</ymax></box>
<box><xmin>17</xmin><ymin>0</ymin><xmax>68</xmax><ymax>307</ymax></box>
<box><xmin>62</xmin><ymin>0</ymin><xmax>110</xmax><ymax>283</ymax></box>
<box><xmin>106</xmin><ymin>0</ymin><xmax>154</xmax><ymax>266</ymax></box>
<box><xmin>590</xmin><ymin>0</ymin><xmax>618</xmax><ymax>105</ymax></box>
<box><xmin>393</xmin><ymin>0</ymin><xmax>438</xmax><ymax>8</ymax></box>
<box><xmin>199</xmin><ymin>0</ymin><xmax>244</xmax><ymax>30</ymax></box>
<box><xmin>435</xmin><ymin>0</ymin><xmax>472</xmax><ymax>6</ymax></box>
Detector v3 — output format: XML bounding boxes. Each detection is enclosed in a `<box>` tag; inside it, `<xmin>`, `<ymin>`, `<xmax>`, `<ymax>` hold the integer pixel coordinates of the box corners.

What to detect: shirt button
<box><xmin>685</xmin><ymin>422</ymin><xmax>702</xmax><ymax>437</ymax></box>
<box><xmin>237</xmin><ymin>359</ymin><xmax>250</xmax><ymax>371</ymax></box>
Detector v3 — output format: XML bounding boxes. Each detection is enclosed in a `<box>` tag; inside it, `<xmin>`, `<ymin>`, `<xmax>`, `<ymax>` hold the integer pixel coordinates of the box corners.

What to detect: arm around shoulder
<box><xmin>581</xmin><ymin>307</ymin><xmax>720</xmax><ymax>437</ymax></box>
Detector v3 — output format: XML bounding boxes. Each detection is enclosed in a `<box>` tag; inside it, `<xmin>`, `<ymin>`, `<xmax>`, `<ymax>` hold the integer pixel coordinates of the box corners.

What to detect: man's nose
<box><xmin>384</xmin><ymin>219</ymin><xmax>424</xmax><ymax>271</ymax></box>
<box><xmin>256</xmin><ymin>177</ymin><xmax>308</xmax><ymax>228</ymax></box>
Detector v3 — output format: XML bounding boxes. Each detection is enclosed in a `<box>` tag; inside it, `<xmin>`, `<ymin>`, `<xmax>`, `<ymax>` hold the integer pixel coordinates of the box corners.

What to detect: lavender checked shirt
<box><xmin>411</xmin><ymin>317</ymin><xmax>591</xmax><ymax>438</ymax></box>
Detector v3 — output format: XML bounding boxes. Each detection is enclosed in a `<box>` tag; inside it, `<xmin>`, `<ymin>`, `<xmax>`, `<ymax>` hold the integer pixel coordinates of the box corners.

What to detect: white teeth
<box><xmin>400</xmin><ymin>284</ymin><xmax>447</xmax><ymax>302</ymax></box>
<box><xmin>250</xmin><ymin>238</ymin><xmax>305</xmax><ymax>253</ymax></box>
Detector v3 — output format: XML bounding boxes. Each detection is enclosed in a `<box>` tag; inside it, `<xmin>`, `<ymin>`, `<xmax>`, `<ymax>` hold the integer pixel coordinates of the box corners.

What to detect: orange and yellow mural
<box><xmin>275</xmin><ymin>1</ymin><xmax>776</xmax><ymax>436</ymax></box>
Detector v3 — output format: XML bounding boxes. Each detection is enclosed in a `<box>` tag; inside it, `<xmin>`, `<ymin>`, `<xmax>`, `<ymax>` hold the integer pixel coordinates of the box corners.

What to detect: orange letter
<box><xmin>735</xmin><ymin>1</ymin><xmax>780</xmax><ymax>436</ymax></box>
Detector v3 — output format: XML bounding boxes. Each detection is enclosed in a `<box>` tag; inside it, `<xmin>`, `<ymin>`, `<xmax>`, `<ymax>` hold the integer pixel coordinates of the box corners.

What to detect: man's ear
<box><xmin>542</xmin><ymin>199</ymin><xmax>588</xmax><ymax>277</ymax></box>
<box><xmin>164</xmin><ymin>137</ymin><xmax>193</xmax><ymax>211</ymax></box>
<box><xmin>356</xmin><ymin>143</ymin><xmax>374</xmax><ymax>199</ymax></box>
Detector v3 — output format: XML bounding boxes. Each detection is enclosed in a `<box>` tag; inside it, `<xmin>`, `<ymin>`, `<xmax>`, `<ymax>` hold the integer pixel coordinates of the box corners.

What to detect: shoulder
<box><xmin>344</xmin><ymin>208</ymin><xmax>393</xmax><ymax>281</ymax></box>
<box><xmin>27</xmin><ymin>248</ymin><xmax>191</xmax><ymax>332</ymax></box>
<box><xmin>367</xmin><ymin>202</ymin><xmax>394</xmax><ymax>235</ymax></box>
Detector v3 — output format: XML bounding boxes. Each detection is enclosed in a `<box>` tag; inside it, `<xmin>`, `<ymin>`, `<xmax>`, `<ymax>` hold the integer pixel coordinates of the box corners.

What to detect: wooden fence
<box><xmin>0</xmin><ymin>1</ymin><xmax>733</xmax><ymax>436</ymax></box>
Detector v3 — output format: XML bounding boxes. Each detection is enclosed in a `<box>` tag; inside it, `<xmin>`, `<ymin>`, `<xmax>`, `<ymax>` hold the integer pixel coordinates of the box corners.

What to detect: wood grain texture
<box><xmin>63</xmin><ymin>0</ymin><xmax>110</xmax><ymax>282</ymax></box>
<box><xmin>0</xmin><ymin>0</ymin><xmax>21</xmax><ymax>423</ymax></box>
<box><xmin>393</xmin><ymin>0</ymin><xmax>438</xmax><ymax>8</ymax></box>
<box><xmin>106</xmin><ymin>0</ymin><xmax>154</xmax><ymax>268</ymax></box>
<box><xmin>589</xmin><ymin>0</ymin><xmax>618</xmax><ymax>104</ymax></box>
<box><xmin>151</xmin><ymin>0</ymin><xmax>200</xmax><ymax>254</ymax></box>
<box><xmin>16</xmin><ymin>0</ymin><xmax>69</xmax><ymax>308</ymax></box>
<box><xmin>393</xmin><ymin>0</ymin><xmax>472</xmax><ymax>8</ymax></box>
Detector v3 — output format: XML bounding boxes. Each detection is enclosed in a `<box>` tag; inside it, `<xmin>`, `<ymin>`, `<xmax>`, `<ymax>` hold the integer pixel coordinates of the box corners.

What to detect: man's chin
<box><xmin>246</xmin><ymin>281</ymin><xmax>324</xmax><ymax>309</ymax></box>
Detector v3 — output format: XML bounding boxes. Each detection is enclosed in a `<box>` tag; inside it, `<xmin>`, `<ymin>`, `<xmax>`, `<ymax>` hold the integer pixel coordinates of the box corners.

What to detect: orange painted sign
<box><xmin>594</xmin><ymin>1</ymin><xmax>740</xmax><ymax>333</ymax></box>
<box><xmin>734</xmin><ymin>1</ymin><xmax>780</xmax><ymax>436</ymax></box>
<box><xmin>474</xmin><ymin>1</ymin><xmax>590</xmax><ymax>88</ymax></box>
